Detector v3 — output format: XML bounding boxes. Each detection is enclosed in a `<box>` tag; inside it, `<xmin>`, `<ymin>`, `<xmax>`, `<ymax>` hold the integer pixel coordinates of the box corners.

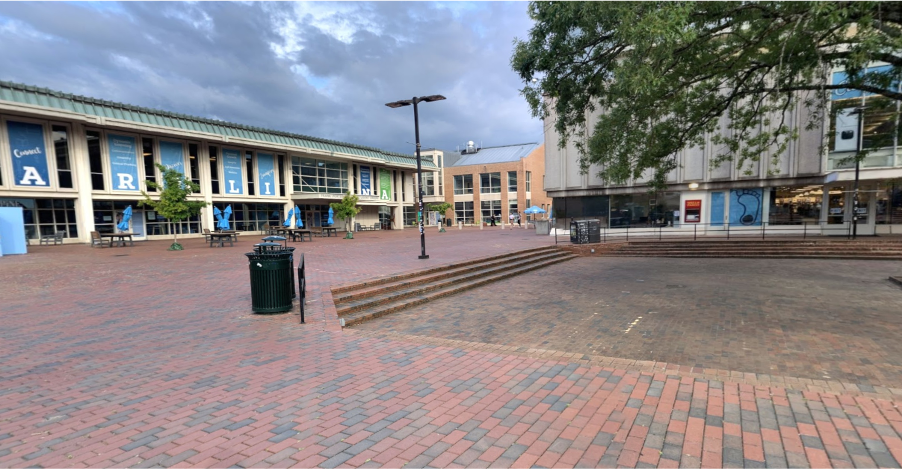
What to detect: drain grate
<box><xmin>665</xmin><ymin>284</ymin><xmax>684</xmax><ymax>289</ymax></box>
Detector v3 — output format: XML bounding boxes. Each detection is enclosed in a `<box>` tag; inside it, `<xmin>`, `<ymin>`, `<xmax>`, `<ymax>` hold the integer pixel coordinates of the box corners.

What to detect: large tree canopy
<box><xmin>512</xmin><ymin>1</ymin><xmax>902</xmax><ymax>187</ymax></box>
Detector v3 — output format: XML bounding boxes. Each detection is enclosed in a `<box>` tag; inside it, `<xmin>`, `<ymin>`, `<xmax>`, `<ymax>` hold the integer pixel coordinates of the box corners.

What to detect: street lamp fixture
<box><xmin>386</xmin><ymin>95</ymin><xmax>446</xmax><ymax>259</ymax></box>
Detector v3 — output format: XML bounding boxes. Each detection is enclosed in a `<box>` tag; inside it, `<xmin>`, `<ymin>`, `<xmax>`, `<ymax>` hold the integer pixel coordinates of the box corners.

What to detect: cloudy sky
<box><xmin>0</xmin><ymin>1</ymin><xmax>542</xmax><ymax>155</ymax></box>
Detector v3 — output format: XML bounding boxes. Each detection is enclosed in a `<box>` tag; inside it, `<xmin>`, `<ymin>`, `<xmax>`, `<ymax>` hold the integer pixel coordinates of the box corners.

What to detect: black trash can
<box><xmin>246</xmin><ymin>244</ymin><xmax>293</xmax><ymax>313</ymax></box>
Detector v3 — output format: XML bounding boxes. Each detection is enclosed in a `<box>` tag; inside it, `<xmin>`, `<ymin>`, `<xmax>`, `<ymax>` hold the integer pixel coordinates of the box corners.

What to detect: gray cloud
<box><xmin>0</xmin><ymin>2</ymin><xmax>542</xmax><ymax>154</ymax></box>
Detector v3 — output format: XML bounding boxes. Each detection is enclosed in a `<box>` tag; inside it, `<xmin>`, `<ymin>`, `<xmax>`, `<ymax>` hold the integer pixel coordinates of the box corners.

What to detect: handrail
<box><xmin>552</xmin><ymin>219</ymin><xmax>858</xmax><ymax>244</ymax></box>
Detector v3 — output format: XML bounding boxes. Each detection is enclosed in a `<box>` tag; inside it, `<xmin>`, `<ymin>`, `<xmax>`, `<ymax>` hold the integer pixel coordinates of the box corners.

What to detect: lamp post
<box><xmin>386</xmin><ymin>95</ymin><xmax>446</xmax><ymax>260</ymax></box>
<box><xmin>849</xmin><ymin>107</ymin><xmax>865</xmax><ymax>239</ymax></box>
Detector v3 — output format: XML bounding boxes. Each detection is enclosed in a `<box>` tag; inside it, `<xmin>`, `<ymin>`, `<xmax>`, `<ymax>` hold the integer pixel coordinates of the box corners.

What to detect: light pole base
<box><xmin>418</xmin><ymin>255</ymin><xmax>430</xmax><ymax>260</ymax></box>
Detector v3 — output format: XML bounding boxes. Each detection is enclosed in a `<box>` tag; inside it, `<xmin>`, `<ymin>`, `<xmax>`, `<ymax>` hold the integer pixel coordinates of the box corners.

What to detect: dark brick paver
<box><xmin>2</xmin><ymin>229</ymin><xmax>902</xmax><ymax>467</ymax></box>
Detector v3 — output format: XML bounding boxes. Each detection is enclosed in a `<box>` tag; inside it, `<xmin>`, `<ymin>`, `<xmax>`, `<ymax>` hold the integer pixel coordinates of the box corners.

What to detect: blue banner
<box><xmin>710</xmin><ymin>192</ymin><xmax>724</xmax><ymax>227</ymax></box>
<box><xmin>221</xmin><ymin>148</ymin><xmax>243</xmax><ymax>195</ymax></box>
<box><xmin>107</xmin><ymin>134</ymin><xmax>139</xmax><ymax>191</ymax></box>
<box><xmin>360</xmin><ymin>165</ymin><xmax>371</xmax><ymax>196</ymax></box>
<box><xmin>7</xmin><ymin>121</ymin><xmax>50</xmax><ymax>187</ymax></box>
<box><xmin>159</xmin><ymin>141</ymin><xmax>185</xmax><ymax>175</ymax></box>
<box><xmin>257</xmin><ymin>153</ymin><xmax>275</xmax><ymax>196</ymax></box>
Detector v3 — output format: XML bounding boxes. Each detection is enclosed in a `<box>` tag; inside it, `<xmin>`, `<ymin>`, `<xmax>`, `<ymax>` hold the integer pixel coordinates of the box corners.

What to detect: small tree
<box><xmin>139</xmin><ymin>164</ymin><xmax>208</xmax><ymax>250</ymax></box>
<box><xmin>428</xmin><ymin>202</ymin><xmax>453</xmax><ymax>219</ymax></box>
<box><xmin>330</xmin><ymin>192</ymin><xmax>362</xmax><ymax>239</ymax></box>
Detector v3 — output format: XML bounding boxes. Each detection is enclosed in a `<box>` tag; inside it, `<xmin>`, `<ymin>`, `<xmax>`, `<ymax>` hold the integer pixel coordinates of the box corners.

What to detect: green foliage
<box><xmin>512</xmin><ymin>1</ymin><xmax>902</xmax><ymax>188</ymax></box>
<box><xmin>329</xmin><ymin>192</ymin><xmax>362</xmax><ymax>233</ymax></box>
<box><xmin>428</xmin><ymin>202</ymin><xmax>453</xmax><ymax>216</ymax></box>
<box><xmin>139</xmin><ymin>164</ymin><xmax>208</xmax><ymax>249</ymax></box>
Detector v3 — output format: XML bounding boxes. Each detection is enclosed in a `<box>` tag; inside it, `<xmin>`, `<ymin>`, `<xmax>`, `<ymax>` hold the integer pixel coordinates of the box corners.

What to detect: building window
<box><xmin>481</xmin><ymin>200</ymin><xmax>502</xmax><ymax>220</ymax></box>
<box><xmin>393</xmin><ymin>170</ymin><xmax>398</xmax><ymax>201</ymax></box>
<box><xmin>214</xmin><ymin>202</ymin><xmax>282</xmax><ymax>231</ymax></box>
<box><xmin>51</xmin><ymin>125</ymin><xmax>73</xmax><ymax>189</ymax></box>
<box><xmin>86</xmin><ymin>130</ymin><xmax>104</xmax><ymax>191</ymax></box>
<box><xmin>142</xmin><ymin>138</ymin><xmax>156</xmax><ymax>192</ymax></box>
<box><xmin>480</xmin><ymin>172</ymin><xmax>501</xmax><ymax>193</ymax></box>
<box><xmin>455</xmin><ymin>201</ymin><xmax>474</xmax><ymax>224</ymax></box>
<box><xmin>877</xmin><ymin>185</ymin><xmax>902</xmax><ymax>225</ymax></box>
<box><xmin>437</xmin><ymin>171</ymin><xmax>443</xmax><ymax>196</ymax></box>
<box><xmin>1</xmin><ymin>197</ymin><xmax>77</xmax><ymax>239</ymax></box>
<box><xmin>508</xmin><ymin>171</ymin><xmax>517</xmax><ymax>193</ymax></box>
<box><xmin>422</xmin><ymin>172</ymin><xmax>435</xmax><ymax>196</ymax></box>
<box><xmin>453</xmin><ymin>174</ymin><xmax>473</xmax><ymax>195</ymax></box>
<box><xmin>292</xmin><ymin>157</ymin><xmax>348</xmax><ymax>193</ymax></box>
<box><xmin>245</xmin><ymin>151</ymin><xmax>255</xmax><ymax>196</ymax></box>
<box><xmin>188</xmin><ymin>143</ymin><xmax>201</xmax><ymax>188</ymax></box>
<box><xmin>401</xmin><ymin>172</ymin><xmax>406</xmax><ymax>202</ymax></box>
<box><xmin>509</xmin><ymin>199</ymin><xmax>518</xmax><ymax>216</ymax></box>
<box><xmin>209</xmin><ymin>146</ymin><xmax>220</xmax><ymax>195</ymax></box>
<box><xmin>403</xmin><ymin>204</ymin><xmax>416</xmax><ymax>226</ymax></box>
<box><xmin>278</xmin><ymin>155</ymin><xmax>286</xmax><ymax>197</ymax></box>
<box><xmin>526</xmin><ymin>171</ymin><xmax>532</xmax><ymax>192</ymax></box>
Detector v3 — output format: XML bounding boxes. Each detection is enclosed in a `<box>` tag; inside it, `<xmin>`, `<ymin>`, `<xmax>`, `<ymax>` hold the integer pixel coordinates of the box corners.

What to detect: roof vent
<box><xmin>465</xmin><ymin>140</ymin><xmax>478</xmax><ymax>154</ymax></box>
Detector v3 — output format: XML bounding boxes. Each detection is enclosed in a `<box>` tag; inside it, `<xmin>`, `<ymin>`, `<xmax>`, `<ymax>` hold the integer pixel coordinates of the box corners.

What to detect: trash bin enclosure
<box><xmin>570</xmin><ymin>219</ymin><xmax>601</xmax><ymax>244</ymax></box>
<box><xmin>246</xmin><ymin>243</ymin><xmax>294</xmax><ymax>313</ymax></box>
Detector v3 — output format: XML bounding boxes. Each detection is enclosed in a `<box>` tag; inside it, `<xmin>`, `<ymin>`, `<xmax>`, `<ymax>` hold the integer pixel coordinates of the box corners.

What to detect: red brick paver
<box><xmin>1</xmin><ymin>228</ymin><xmax>902</xmax><ymax>468</ymax></box>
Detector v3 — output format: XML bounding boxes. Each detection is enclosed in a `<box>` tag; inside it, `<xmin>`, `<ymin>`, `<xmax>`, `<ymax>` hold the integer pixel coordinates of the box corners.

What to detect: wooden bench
<box><xmin>40</xmin><ymin>232</ymin><xmax>65</xmax><ymax>245</ymax></box>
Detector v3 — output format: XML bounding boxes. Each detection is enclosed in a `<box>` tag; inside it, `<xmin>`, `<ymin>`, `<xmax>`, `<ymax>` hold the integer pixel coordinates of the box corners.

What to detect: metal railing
<box><xmin>553</xmin><ymin>219</ymin><xmax>857</xmax><ymax>244</ymax></box>
<box><xmin>297</xmin><ymin>253</ymin><xmax>306</xmax><ymax>324</ymax></box>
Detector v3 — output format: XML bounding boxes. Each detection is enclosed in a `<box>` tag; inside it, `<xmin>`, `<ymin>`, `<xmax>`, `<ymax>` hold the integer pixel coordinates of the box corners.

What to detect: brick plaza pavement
<box><xmin>2</xmin><ymin>228</ymin><xmax>902</xmax><ymax>468</ymax></box>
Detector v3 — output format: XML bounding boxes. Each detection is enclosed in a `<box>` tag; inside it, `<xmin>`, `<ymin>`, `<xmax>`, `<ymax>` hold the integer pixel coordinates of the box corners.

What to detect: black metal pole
<box><xmin>852</xmin><ymin>107</ymin><xmax>864</xmax><ymax>240</ymax></box>
<box><xmin>413</xmin><ymin>98</ymin><xmax>428</xmax><ymax>259</ymax></box>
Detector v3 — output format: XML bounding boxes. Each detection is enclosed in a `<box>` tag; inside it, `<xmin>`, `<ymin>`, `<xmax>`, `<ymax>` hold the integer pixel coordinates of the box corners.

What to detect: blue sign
<box><xmin>729</xmin><ymin>188</ymin><xmax>762</xmax><ymax>226</ymax></box>
<box><xmin>107</xmin><ymin>134</ymin><xmax>139</xmax><ymax>191</ymax></box>
<box><xmin>221</xmin><ymin>148</ymin><xmax>243</xmax><ymax>195</ymax></box>
<box><xmin>7</xmin><ymin>121</ymin><xmax>50</xmax><ymax>187</ymax></box>
<box><xmin>360</xmin><ymin>165</ymin><xmax>371</xmax><ymax>196</ymax></box>
<box><xmin>832</xmin><ymin>65</ymin><xmax>895</xmax><ymax>100</ymax></box>
<box><xmin>257</xmin><ymin>153</ymin><xmax>275</xmax><ymax>196</ymax></box>
<box><xmin>159</xmin><ymin>141</ymin><xmax>185</xmax><ymax>174</ymax></box>
<box><xmin>710</xmin><ymin>192</ymin><xmax>725</xmax><ymax>227</ymax></box>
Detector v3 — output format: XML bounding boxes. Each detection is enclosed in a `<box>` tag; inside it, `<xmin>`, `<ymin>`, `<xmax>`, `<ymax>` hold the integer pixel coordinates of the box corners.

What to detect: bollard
<box><xmin>480</xmin><ymin>221</ymin><xmax>483</xmax><ymax>230</ymax></box>
<box><xmin>501</xmin><ymin>222</ymin><xmax>505</xmax><ymax>230</ymax></box>
<box><xmin>458</xmin><ymin>221</ymin><xmax>462</xmax><ymax>230</ymax></box>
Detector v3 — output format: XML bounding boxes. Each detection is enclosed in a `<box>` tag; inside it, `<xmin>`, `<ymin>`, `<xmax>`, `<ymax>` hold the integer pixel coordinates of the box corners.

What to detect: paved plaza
<box><xmin>3</xmin><ymin>229</ymin><xmax>902</xmax><ymax>468</ymax></box>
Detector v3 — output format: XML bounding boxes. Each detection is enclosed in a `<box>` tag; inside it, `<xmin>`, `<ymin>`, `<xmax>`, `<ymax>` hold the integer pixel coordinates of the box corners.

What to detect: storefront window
<box><xmin>877</xmin><ymin>185</ymin><xmax>902</xmax><ymax>224</ymax></box>
<box><xmin>455</xmin><ymin>201</ymin><xmax>474</xmax><ymax>224</ymax></box>
<box><xmin>1</xmin><ymin>197</ymin><xmax>77</xmax><ymax>239</ymax></box>
<box><xmin>292</xmin><ymin>157</ymin><xmax>348</xmax><ymax>193</ymax></box>
<box><xmin>508</xmin><ymin>171</ymin><xmax>517</xmax><ymax>192</ymax></box>
<box><xmin>453</xmin><ymin>175</ymin><xmax>473</xmax><ymax>194</ymax></box>
<box><xmin>609</xmin><ymin>192</ymin><xmax>680</xmax><ymax>228</ymax></box>
<box><xmin>827</xmin><ymin>186</ymin><xmax>846</xmax><ymax>225</ymax></box>
<box><xmin>768</xmin><ymin>186</ymin><xmax>823</xmax><ymax>225</ymax></box>
<box><xmin>209</xmin><ymin>146</ymin><xmax>220</xmax><ymax>195</ymax></box>
<box><xmin>214</xmin><ymin>202</ymin><xmax>282</xmax><ymax>231</ymax></box>
<box><xmin>480</xmin><ymin>200</ymin><xmax>502</xmax><ymax>220</ymax></box>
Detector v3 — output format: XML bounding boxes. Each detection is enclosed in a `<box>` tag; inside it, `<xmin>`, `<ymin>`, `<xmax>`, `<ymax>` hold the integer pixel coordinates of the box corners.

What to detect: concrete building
<box><xmin>544</xmin><ymin>65</ymin><xmax>902</xmax><ymax>236</ymax></box>
<box><xmin>440</xmin><ymin>141</ymin><xmax>550</xmax><ymax>226</ymax></box>
<box><xmin>0</xmin><ymin>81</ymin><xmax>437</xmax><ymax>243</ymax></box>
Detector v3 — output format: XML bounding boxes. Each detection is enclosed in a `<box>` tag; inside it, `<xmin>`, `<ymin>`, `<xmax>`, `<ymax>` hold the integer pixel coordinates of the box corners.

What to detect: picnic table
<box><xmin>209</xmin><ymin>232</ymin><xmax>235</xmax><ymax>247</ymax></box>
<box><xmin>101</xmin><ymin>232</ymin><xmax>135</xmax><ymax>247</ymax></box>
<box><xmin>323</xmin><ymin>227</ymin><xmax>338</xmax><ymax>237</ymax></box>
<box><xmin>286</xmin><ymin>228</ymin><xmax>312</xmax><ymax>242</ymax></box>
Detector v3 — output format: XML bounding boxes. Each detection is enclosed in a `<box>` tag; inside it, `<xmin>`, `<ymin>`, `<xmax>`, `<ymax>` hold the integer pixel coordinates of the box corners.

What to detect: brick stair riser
<box><xmin>616</xmin><ymin>248</ymin><xmax>902</xmax><ymax>255</ymax></box>
<box><xmin>331</xmin><ymin>246</ymin><xmax>560</xmax><ymax>294</ymax></box>
<box><xmin>342</xmin><ymin>255</ymin><xmax>577</xmax><ymax>327</ymax></box>
<box><xmin>607</xmin><ymin>253</ymin><xmax>902</xmax><ymax>260</ymax></box>
<box><xmin>334</xmin><ymin>250</ymin><xmax>566</xmax><ymax>305</ymax></box>
<box><xmin>337</xmin><ymin>252</ymin><xmax>571</xmax><ymax>316</ymax></box>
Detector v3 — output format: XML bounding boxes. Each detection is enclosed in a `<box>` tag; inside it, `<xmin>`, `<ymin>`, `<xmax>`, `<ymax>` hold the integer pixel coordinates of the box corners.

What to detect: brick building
<box><xmin>439</xmin><ymin>141</ymin><xmax>550</xmax><ymax>225</ymax></box>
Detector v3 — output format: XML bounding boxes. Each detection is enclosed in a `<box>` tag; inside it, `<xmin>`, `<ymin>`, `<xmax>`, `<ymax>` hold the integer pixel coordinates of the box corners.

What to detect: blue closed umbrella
<box><xmin>117</xmin><ymin>206</ymin><xmax>132</xmax><ymax>232</ymax></box>
<box><xmin>295</xmin><ymin>206</ymin><xmax>303</xmax><ymax>228</ymax></box>
<box><xmin>218</xmin><ymin>205</ymin><xmax>232</xmax><ymax>231</ymax></box>
<box><xmin>327</xmin><ymin>207</ymin><xmax>334</xmax><ymax>226</ymax></box>
<box><xmin>283</xmin><ymin>209</ymin><xmax>294</xmax><ymax>227</ymax></box>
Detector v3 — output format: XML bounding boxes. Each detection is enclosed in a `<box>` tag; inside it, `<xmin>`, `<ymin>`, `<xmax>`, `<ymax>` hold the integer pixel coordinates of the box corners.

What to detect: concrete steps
<box><xmin>334</xmin><ymin>246</ymin><xmax>577</xmax><ymax>327</ymax></box>
<box><xmin>607</xmin><ymin>239</ymin><xmax>902</xmax><ymax>260</ymax></box>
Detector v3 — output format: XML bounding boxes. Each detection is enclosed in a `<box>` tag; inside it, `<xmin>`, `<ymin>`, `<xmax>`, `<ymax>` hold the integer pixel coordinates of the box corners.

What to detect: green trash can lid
<box><xmin>262</xmin><ymin>236</ymin><xmax>286</xmax><ymax>242</ymax></box>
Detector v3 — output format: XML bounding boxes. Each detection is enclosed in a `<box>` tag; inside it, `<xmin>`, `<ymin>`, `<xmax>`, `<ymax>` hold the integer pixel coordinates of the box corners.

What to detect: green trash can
<box><xmin>246</xmin><ymin>245</ymin><xmax>293</xmax><ymax>313</ymax></box>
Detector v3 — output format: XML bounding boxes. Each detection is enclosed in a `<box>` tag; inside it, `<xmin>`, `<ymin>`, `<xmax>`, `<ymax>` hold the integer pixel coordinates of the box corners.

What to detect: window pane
<box><xmin>87</xmin><ymin>130</ymin><xmax>104</xmax><ymax>191</ymax></box>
